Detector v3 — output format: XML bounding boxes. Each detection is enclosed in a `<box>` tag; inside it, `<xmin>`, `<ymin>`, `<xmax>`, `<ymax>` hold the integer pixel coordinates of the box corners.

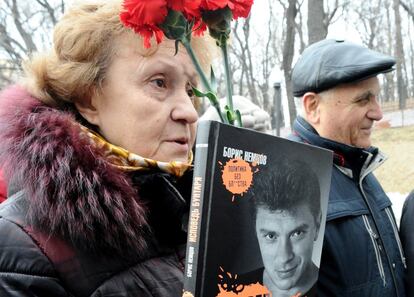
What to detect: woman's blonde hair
<box><xmin>23</xmin><ymin>0</ymin><xmax>215</xmax><ymax>106</ymax></box>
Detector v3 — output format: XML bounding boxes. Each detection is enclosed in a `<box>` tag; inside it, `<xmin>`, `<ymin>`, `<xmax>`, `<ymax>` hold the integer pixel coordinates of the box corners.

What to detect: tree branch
<box><xmin>10</xmin><ymin>0</ymin><xmax>37</xmax><ymax>53</ymax></box>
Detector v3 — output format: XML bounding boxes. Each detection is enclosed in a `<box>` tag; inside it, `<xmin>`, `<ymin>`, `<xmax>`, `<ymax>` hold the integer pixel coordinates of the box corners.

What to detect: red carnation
<box><xmin>167</xmin><ymin>0</ymin><xmax>202</xmax><ymax>19</ymax></box>
<box><xmin>200</xmin><ymin>0</ymin><xmax>253</xmax><ymax>19</ymax></box>
<box><xmin>120</xmin><ymin>0</ymin><xmax>168</xmax><ymax>47</ymax></box>
<box><xmin>193</xmin><ymin>19</ymin><xmax>208</xmax><ymax>36</ymax></box>
<box><xmin>228</xmin><ymin>0</ymin><xmax>253</xmax><ymax>19</ymax></box>
<box><xmin>200</xmin><ymin>0</ymin><xmax>229</xmax><ymax>10</ymax></box>
<box><xmin>133</xmin><ymin>25</ymin><xmax>165</xmax><ymax>48</ymax></box>
<box><xmin>121</xmin><ymin>0</ymin><xmax>168</xmax><ymax>25</ymax></box>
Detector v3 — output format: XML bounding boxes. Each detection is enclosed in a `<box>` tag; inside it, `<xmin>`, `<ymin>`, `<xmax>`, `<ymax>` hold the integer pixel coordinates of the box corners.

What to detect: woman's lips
<box><xmin>166</xmin><ymin>138</ymin><xmax>189</xmax><ymax>153</ymax></box>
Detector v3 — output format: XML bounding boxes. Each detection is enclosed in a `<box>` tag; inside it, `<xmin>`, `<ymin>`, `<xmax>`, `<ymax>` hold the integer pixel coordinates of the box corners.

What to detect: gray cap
<box><xmin>292</xmin><ymin>39</ymin><xmax>396</xmax><ymax>97</ymax></box>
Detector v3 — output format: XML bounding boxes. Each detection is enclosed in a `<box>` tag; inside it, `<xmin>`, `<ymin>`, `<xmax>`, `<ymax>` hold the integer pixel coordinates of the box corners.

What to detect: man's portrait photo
<box><xmin>242</xmin><ymin>159</ymin><xmax>322</xmax><ymax>297</ymax></box>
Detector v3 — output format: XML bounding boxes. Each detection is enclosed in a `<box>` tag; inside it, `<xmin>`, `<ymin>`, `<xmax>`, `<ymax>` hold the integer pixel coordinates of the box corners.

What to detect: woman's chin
<box><xmin>155</xmin><ymin>152</ymin><xmax>189</xmax><ymax>164</ymax></box>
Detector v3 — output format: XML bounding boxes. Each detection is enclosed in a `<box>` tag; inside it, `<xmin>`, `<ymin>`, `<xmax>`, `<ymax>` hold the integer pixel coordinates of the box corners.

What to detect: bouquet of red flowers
<box><xmin>120</xmin><ymin>0</ymin><xmax>254</xmax><ymax>125</ymax></box>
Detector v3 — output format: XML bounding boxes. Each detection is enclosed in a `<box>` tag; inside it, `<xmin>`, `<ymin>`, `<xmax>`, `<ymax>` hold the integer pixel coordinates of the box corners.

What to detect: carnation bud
<box><xmin>159</xmin><ymin>10</ymin><xmax>189</xmax><ymax>41</ymax></box>
<box><xmin>201</xmin><ymin>7</ymin><xmax>232</xmax><ymax>46</ymax></box>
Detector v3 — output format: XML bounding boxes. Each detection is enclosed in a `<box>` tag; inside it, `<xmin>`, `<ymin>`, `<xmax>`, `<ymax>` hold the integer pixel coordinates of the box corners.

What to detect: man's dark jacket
<box><xmin>400</xmin><ymin>191</ymin><xmax>414</xmax><ymax>296</ymax></box>
<box><xmin>288</xmin><ymin>116</ymin><xmax>406</xmax><ymax>297</ymax></box>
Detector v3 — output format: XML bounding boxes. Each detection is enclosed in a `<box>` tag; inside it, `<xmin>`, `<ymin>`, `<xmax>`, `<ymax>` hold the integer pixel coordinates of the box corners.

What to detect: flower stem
<box><xmin>220</xmin><ymin>41</ymin><xmax>240</xmax><ymax>126</ymax></box>
<box><xmin>181</xmin><ymin>38</ymin><xmax>226</xmax><ymax>123</ymax></box>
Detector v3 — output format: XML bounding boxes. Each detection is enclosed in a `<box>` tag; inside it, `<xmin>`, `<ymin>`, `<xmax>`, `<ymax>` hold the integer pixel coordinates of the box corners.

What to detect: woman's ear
<box><xmin>302</xmin><ymin>92</ymin><xmax>321</xmax><ymax>125</ymax></box>
<box><xmin>74</xmin><ymin>88</ymin><xmax>101</xmax><ymax>126</ymax></box>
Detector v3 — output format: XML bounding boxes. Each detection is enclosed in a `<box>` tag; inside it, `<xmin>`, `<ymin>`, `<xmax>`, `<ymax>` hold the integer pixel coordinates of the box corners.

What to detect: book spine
<box><xmin>183</xmin><ymin>121</ymin><xmax>215</xmax><ymax>297</ymax></box>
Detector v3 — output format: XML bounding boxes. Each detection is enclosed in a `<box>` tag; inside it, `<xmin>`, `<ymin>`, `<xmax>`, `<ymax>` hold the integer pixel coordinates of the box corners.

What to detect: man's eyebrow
<box><xmin>353</xmin><ymin>91</ymin><xmax>374</xmax><ymax>101</ymax></box>
<box><xmin>290</xmin><ymin>223</ymin><xmax>310</xmax><ymax>233</ymax></box>
<box><xmin>258</xmin><ymin>223</ymin><xmax>311</xmax><ymax>235</ymax></box>
<box><xmin>258</xmin><ymin>228</ymin><xmax>277</xmax><ymax>235</ymax></box>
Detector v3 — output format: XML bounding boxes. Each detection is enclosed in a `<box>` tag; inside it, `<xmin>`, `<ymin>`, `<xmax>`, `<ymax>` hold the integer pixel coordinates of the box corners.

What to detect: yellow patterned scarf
<box><xmin>80</xmin><ymin>125</ymin><xmax>193</xmax><ymax>178</ymax></box>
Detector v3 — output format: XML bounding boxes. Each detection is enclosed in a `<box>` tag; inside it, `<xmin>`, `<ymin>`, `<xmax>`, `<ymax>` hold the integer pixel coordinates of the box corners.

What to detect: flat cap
<box><xmin>292</xmin><ymin>39</ymin><xmax>396</xmax><ymax>97</ymax></box>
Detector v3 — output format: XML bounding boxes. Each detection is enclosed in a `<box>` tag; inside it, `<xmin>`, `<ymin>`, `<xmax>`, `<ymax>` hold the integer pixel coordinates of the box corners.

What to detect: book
<box><xmin>183</xmin><ymin>120</ymin><xmax>333</xmax><ymax>297</ymax></box>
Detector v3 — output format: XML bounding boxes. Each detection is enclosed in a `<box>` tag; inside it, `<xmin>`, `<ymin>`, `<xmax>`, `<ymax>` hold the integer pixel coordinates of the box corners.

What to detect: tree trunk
<box><xmin>307</xmin><ymin>0</ymin><xmax>328</xmax><ymax>44</ymax></box>
<box><xmin>283</xmin><ymin>0</ymin><xmax>298</xmax><ymax>127</ymax></box>
<box><xmin>409</xmin><ymin>25</ymin><xmax>414</xmax><ymax>97</ymax></box>
<box><xmin>393</xmin><ymin>0</ymin><xmax>408</xmax><ymax>109</ymax></box>
<box><xmin>400</xmin><ymin>1</ymin><xmax>414</xmax><ymax>23</ymax></box>
<box><xmin>384</xmin><ymin>1</ymin><xmax>396</xmax><ymax>102</ymax></box>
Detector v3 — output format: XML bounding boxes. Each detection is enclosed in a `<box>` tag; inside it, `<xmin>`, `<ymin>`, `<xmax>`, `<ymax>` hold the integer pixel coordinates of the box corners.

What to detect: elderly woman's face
<box><xmin>84</xmin><ymin>36</ymin><xmax>199</xmax><ymax>162</ymax></box>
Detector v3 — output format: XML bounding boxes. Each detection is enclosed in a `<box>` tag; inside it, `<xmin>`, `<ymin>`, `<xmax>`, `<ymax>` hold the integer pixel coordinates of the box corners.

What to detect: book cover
<box><xmin>183</xmin><ymin>120</ymin><xmax>333</xmax><ymax>297</ymax></box>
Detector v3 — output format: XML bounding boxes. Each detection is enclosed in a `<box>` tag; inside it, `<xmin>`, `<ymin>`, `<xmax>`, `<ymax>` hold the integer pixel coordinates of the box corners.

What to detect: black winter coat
<box><xmin>0</xmin><ymin>85</ymin><xmax>192</xmax><ymax>296</ymax></box>
<box><xmin>400</xmin><ymin>191</ymin><xmax>414</xmax><ymax>297</ymax></box>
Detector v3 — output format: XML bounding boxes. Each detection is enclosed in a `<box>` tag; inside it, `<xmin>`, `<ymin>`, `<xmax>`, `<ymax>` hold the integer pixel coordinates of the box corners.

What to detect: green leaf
<box><xmin>174</xmin><ymin>40</ymin><xmax>180</xmax><ymax>56</ymax></box>
<box><xmin>205</xmin><ymin>91</ymin><xmax>218</xmax><ymax>106</ymax></box>
<box><xmin>210</xmin><ymin>66</ymin><xmax>217</xmax><ymax>93</ymax></box>
<box><xmin>226</xmin><ymin>110</ymin><xmax>235</xmax><ymax>125</ymax></box>
<box><xmin>235</xmin><ymin>109</ymin><xmax>242</xmax><ymax>127</ymax></box>
<box><xmin>192</xmin><ymin>86</ymin><xmax>219</xmax><ymax>106</ymax></box>
<box><xmin>192</xmin><ymin>86</ymin><xmax>207</xmax><ymax>98</ymax></box>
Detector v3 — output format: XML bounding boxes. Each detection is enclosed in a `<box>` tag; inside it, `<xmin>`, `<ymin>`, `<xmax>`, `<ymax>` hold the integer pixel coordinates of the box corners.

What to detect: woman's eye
<box><xmin>151</xmin><ymin>78</ymin><xmax>166</xmax><ymax>88</ymax></box>
<box><xmin>187</xmin><ymin>88</ymin><xmax>195</xmax><ymax>98</ymax></box>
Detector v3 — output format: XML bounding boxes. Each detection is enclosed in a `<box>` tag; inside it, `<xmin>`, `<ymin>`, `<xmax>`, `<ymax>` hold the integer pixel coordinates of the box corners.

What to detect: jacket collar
<box><xmin>292</xmin><ymin>116</ymin><xmax>386</xmax><ymax>181</ymax></box>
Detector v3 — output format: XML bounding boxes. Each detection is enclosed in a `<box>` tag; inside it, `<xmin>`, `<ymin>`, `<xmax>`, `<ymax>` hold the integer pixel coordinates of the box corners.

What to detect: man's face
<box><xmin>316</xmin><ymin>76</ymin><xmax>382</xmax><ymax>148</ymax></box>
<box><xmin>255</xmin><ymin>204</ymin><xmax>319</xmax><ymax>291</ymax></box>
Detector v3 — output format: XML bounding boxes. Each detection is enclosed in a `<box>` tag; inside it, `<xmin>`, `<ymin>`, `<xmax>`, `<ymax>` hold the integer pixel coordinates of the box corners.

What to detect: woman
<box><xmin>0</xmin><ymin>0</ymin><xmax>213</xmax><ymax>296</ymax></box>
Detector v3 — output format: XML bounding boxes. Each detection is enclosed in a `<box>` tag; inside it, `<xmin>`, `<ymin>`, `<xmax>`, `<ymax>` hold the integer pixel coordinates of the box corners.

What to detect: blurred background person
<box><xmin>200</xmin><ymin>95</ymin><xmax>272</xmax><ymax>133</ymax></box>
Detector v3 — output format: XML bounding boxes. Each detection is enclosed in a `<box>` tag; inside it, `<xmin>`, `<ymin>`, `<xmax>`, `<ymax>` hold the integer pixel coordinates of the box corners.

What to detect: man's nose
<box><xmin>368</xmin><ymin>97</ymin><xmax>383</xmax><ymax>121</ymax></box>
<box><xmin>275</xmin><ymin>238</ymin><xmax>294</xmax><ymax>266</ymax></box>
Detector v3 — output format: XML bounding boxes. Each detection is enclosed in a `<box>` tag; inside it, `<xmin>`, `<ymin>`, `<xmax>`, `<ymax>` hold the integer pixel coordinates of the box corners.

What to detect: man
<box><xmin>289</xmin><ymin>39</ymin><xmax>406</xmax><ymax>297</ymax></box>
<box><xmin>244</xmin><ymin>159</ymin><xmax>322</xmax><ymax>297</ymax></box>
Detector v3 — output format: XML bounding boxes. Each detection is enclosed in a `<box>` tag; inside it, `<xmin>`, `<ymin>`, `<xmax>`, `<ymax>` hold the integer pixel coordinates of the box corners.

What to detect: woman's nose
<box><xmin>171</xmin><ymin>90</ymin><xmax>199</xmax><ymax>124</ymax></box>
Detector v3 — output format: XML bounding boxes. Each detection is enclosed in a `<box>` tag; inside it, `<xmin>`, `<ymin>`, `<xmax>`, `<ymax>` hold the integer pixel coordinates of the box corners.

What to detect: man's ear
<box><xmin>302</xmin><ymin>92</ymin><xmax>321</xmax><ymax>125</ymax></box>
<box><xmin>314</xmin><ymin>212</ymin><xmax>322</xmax><ymax>241</ymax></box>
<box><xmin>74</xmin><ymin>88</ymin><xmax>101</xmax><ymax>126</ymax></box>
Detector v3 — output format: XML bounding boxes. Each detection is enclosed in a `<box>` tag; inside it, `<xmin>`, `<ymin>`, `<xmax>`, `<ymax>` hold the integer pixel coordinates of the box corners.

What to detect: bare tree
<box><xmin>408</xmin><ymin>20</ymin><xmax>414</xmax><ymax>97</ymax></box>
<box><xmin>308</xmin><ymin>0</ymin><xmax>344</xmax><ymax>45</ymax></box>
<box><xmin>0</xmin><ymin>0</ymin><xmax>64</xmax><ymax>88</ymax></box>
<box><xmin>295</xmin><ymin>4</ymin><xmax>306</xmax><ymax>53</ymax></box>
<box><xmin>256</xmin><ymin>1</ymin><xmax>279</xmax><ymax>112</ymax></box>
<box><xmin>400</xmin><ymin>1</ymin><xmax>414</xmax><ymax>97</ymax></box>
<box><xmin>279</xmin><ymin>0</ymin><xmax>298</xmax><ymax>127</ymax></box>
<box><xmin>226</xmin><ymin>0</ymin><xmax>281</xmax><ymax>114</ymax></box>
<box><xmin>353</xmin><ymin>0</ymin><xmax>384</xmax><ymax>49</ymax></box>
<box><xmin>400</xmin><ymin>0</ymin><xmax>414</xmax><ymax>22</ymax></box>
<box><xmin>308</xmin><ymin>0</ymin><xmax>328</xmax><ymax>44</ymax></box>
<box><xmin>393</xmin><ymin>0</ymin><xmax>409</xmax><ymax>109</ymax></box>
<box><xmin>232</xmin><ymin>17</ymin><xmax>260</xmax><ymax>106</ymax></box>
